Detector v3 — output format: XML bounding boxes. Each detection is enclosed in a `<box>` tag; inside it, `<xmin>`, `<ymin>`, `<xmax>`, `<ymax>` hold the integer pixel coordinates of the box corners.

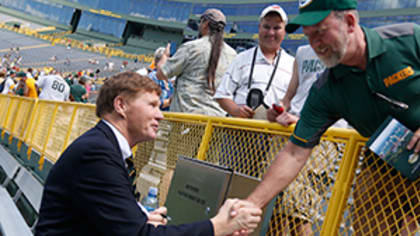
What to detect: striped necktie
<box><xmin>125</xmin><ymin>156</ymin><xmax>140</xmax><ymax>201</ymax></box>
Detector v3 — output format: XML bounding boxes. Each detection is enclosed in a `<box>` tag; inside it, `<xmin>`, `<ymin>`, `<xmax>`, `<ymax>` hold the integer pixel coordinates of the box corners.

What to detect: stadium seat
<box><xmin>0</xmin><ymin>187</ymin><xmax>32</xmax><ymax>236</ymax></box>
<box><xmin>0</xmin><ymin>144</ymin><xmax>21</xmax><ymax>187</ymax></box>
<box><xmin>4</xmin><ymin>167</ymin><xmax>43</xmax><ymax>232</ymax></box>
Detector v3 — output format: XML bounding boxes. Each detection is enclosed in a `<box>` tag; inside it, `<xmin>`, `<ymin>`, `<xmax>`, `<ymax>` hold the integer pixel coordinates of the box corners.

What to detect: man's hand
<box><xmin>227</xmin><ymin>199</ymin><xmax>262</xmax><ymax>236</ymax></box>
<box><xmin>164</xmin><ymin>43</ymin><xmax>171</xmax><ymax>57</ymax></box>
<box><xmin>266</xmin><ymin>107</ymin><xmax>280</xmax><ymax>122</ymax></box>
<box><xmin>407</xmin><ymin>127</ymin><xmax>420</xmax><ymax>153</ymax></box>
<box><xmin>275</xmin><ymin>112</ymin><xmax>299</xmax><ymax>127</ymax></box>
<box><xmin>267</xmin><ymin>107</ymin><xmax>298</xmax><ymax>126</ymax></box>
<box><xmin>233</xmin><ymin>105</ymin><xmax>255</xmax><ymax>118</ymax></box>
<box><xmin>280</xmin><ymin>99</ymin><xmax>291</xmax><ymax>112</ymax></box>
<box><xmin>211</xmin><ymin>199</ymin><xmax>262</xmax><ymax>236</ymax></box>
<box><xmin>147</xmin><ymin>207</ymin><xmax>168</xmax><ymax>227</ymax></box>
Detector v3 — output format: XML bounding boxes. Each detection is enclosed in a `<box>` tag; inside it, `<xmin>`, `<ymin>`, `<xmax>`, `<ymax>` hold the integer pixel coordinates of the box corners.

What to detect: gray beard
<box><xmin>318</xmin><ymin>40</ymin><xmax>348</xmax><ymax>68</ymax></box>
<box><xmin>320</xmin><ymin>54</ymin><xmax>341</xmax><ymax>68</ymax></box>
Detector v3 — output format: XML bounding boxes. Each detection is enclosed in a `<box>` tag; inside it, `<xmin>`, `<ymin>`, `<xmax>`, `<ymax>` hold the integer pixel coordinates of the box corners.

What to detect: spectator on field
<box><xmin>1</xmin><ymin>70</ymin><xmax>16</xmax><ymax>95</ymax></box>
<box><xmin>0</xmin><ymin>71</ymin><xmax>5</xmax><ymax>91</ymax></box>
<box><xmin>64</xmin><ymin>74</ymin><xmax>73</xmax><ymax>86</ymax></box>
<box><xmin>84</xmin><ymin>76</ymin><xmax>92</xmax><ymax>100</ymax></box>
<box><xmin>157</xmin><ymin>8</ymin><xmax>237</xmax><ymax>116</ymax></box>
<box><xmin>149</xmin><ymin>46</ymin><xmax>174</xmax><ymax>111</ymax></box>
<box><xmin>36</xmin><ymin>74</ymin><xmax>70</xmax><ymax>101</ymax></box>
<box><xmin>15</xmin><ymin>77</ymin><xmax>25</xmax><ymax>96</ymax></box>
<box><xmin>214</xmin><ymin>5</ymin><xmax>294</xmax><ymax>119</ymax></box>
<box><xmin>104</xmin><ymin>61</ymin><xmax>114</xmax><ymax>71</ymax></box>
<box><xmin>70</xmin><ymin>75</ymin><xmax>88</xmax><ymax>103</ymax></box>
<box><xmin>16</xmin><ymin>71</ymin><xmax>38</xmax><ymax>98</ymax></box>
<box><xmin>26</xmin><ymin>67</ymin><xmax>34</xmax><ymax>79</ymax></box>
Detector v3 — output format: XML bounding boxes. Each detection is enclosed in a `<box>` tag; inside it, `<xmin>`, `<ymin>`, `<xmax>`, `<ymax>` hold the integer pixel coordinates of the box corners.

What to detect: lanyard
<box><xmin>247</xmin><ymin>47</ymin><xmax>281</xmax><ymax>91</ymax></box>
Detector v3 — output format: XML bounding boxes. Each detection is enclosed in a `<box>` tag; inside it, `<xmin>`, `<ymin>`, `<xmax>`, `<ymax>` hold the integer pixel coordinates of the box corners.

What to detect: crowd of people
<box><xmin>0</xmin><ymin>63</ymin><xmax>101</xmax><ymax>103</ymax></box>
<box><xmin>2</xmin><ymin>0</ymin><xmax>419</xmax><ymax>235</ymax></box>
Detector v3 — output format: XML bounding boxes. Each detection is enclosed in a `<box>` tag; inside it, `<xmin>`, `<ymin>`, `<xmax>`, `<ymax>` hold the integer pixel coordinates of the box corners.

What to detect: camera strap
<box><xmin>247</xmin><ymin>47</ymin><xmax>281</xmax><ymax>93</ymax></box>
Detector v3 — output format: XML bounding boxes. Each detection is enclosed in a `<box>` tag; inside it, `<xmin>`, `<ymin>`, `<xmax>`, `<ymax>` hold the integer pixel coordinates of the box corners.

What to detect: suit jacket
<box><xmin>35</xmin><ymin>120</ymin><xmax>213</xmax><ymax>236</ymax></box>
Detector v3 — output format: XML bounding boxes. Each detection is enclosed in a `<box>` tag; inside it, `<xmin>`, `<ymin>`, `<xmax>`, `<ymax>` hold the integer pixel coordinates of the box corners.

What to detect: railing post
<box><xmin>1</xmin><ymin>96</ymin><xmax>13</xmax><ymax>139</ymax></box>
<box><xmin>196</xmin><ymin>119</ymin><xmax>214</xmax><ymax>161</ymax></box>
<box><xmin>8</xmin><ymin>98</ymin><xmax>22</xmax><ymax>144</ymax></box>
<box><xmin>320</xmin><ymin>134</ymin><xmax>361</xmax><ymax>235</ymax></box>
<box><xmin>22</xmin><ymin>98</ymin><xmax>38</xmax><ymax>155</ymax></box>
<box><xmin>61</xmin><ymin>105</ymin><xmax>79</xmax><ymax>154</ymax></box>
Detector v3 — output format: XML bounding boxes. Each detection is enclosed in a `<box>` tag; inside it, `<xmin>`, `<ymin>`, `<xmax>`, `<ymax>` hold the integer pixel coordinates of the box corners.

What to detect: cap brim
<box><xmin>285</xmin><ymin>10</ymin><xmax>331</xmax><ymax>33</ymax></box>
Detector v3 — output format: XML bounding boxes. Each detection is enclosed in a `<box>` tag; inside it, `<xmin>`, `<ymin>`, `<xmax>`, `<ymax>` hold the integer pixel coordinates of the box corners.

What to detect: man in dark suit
<box><xmin>35</xmin><ymin>71</ymin><xmax>261</xmax><ymax>236</ymax></box>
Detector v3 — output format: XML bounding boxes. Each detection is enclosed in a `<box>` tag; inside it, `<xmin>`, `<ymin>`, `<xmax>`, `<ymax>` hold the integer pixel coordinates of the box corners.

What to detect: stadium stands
<box><xmin>1</xmin><ymin>0</ymin><xmax>420</xmax><ymax>54</ymax></box>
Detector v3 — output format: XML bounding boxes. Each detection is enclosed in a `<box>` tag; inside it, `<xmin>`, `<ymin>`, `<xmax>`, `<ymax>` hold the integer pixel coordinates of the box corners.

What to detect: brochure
<box><xmin>367</xmin><ymin>117</ymin><xmax>420</xmax><ymax>181</ymax></box>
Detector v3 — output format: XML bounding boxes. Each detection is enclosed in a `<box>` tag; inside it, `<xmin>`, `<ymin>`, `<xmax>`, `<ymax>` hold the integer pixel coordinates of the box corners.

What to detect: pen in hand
<box><xmin>160</xmin><ymin>214</ymin><xmax>172</xmax><ymax>221</ymax></box>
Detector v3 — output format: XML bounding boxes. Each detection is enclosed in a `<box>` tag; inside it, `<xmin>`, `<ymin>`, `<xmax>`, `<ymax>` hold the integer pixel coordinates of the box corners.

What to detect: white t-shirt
<box><xmin>291</xmin><ymin>45</ymin><xmax>348</xmax><ymax>128</ymax></box>
<box><xmin>290</xmin><ymin>45</ymin><xmax>326</xmax><ymax>115</ymax></box>
<box><xmin>1</xmin><ymin>77</ymin><xmax>15</xmax><ymax>94</ymax></box>
<box><xmin>37</xmin><ymin>75</ymin><xmax>70</xmax><ymax>101</ymax></box>
<box><xmin>214</xmin><ymin>46</ymin><xmax>294</xmax><ymax>108</ymax></box>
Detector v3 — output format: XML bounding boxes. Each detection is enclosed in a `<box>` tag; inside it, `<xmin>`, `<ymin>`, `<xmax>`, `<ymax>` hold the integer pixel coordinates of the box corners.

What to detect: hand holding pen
<box><xmin>147</xmin><ymin>207</ymin><xmax>171</xmax><ymax>227</ymax></box>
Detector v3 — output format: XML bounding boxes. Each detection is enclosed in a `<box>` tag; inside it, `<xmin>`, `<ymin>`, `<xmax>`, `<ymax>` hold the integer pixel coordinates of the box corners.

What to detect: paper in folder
<box><xmin>367</xmin><ymin>116</ymin><xmax>420</xmax><ymax>181</ymax></box>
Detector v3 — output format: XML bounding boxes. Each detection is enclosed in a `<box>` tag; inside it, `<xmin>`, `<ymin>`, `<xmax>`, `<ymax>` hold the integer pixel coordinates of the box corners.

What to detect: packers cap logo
<box><xmin>299</xmin><ymin>0</ymin><xmax>313</xmax><ymax>8</ymax></box>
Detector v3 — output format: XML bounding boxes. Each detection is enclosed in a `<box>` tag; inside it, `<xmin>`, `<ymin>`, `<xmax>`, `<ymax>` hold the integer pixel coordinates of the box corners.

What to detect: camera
<box><xmin>246</xmin><ymin>88</ymin><xmax>264</xmax><ymax>110</ymax></box>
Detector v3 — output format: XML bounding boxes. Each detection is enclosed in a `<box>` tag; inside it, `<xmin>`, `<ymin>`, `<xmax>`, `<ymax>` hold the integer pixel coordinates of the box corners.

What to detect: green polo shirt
<box><xmin>291</xmin><ymin>23</ymin><xmax>420</xmax><ymax>148</ymax></box>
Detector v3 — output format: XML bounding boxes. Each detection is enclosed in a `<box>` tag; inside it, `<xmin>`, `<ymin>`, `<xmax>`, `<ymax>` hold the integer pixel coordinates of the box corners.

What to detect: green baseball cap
<box><xmin>285</xmin><ymin>0</ymin><xmax>357</xmax><ymax>33</ymax></box>
<box><xmin>16</xmin><ymin>71</ymin><xmax>26</xmax><ymax>77</ymax></box>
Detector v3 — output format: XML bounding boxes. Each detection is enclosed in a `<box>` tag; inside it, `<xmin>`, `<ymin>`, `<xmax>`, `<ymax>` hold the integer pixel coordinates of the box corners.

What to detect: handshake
<box><xmin>210</xmin><ymin>198</ymin><xmax>262</xmax><ymax>236</ymax></box>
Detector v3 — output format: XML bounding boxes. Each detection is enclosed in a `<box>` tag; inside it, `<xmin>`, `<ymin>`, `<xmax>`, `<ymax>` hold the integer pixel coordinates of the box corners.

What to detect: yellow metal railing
<box><xmin>1</xmin><ymin>94</ymin><xmax>419</xmax><ymax>235</ymax></box>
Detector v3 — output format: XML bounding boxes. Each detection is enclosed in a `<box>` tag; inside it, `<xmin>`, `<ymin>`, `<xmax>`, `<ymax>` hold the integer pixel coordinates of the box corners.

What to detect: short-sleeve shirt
<box><xmin>214</xmin><ymin>46</ymin><xmax>294</xmax><ymax>108</ymax></box>
<box><xmin>149</xmin><ymin>70</ymin><xmax>174</xmax><ymax>111</ymax></box>
<box><xmin>1</xmin><ymin>77</ymin><xmax>15</xmax><ymax>94</ymax></box>
<box><xmin>161</xmin><ymin>35</ymin><xmax>237</xmax><ymax>116</ymax></box>
<box><xmin>291</xmin><ymin>23</ymin><xmax>420</xmax><ymax>148</ymax></box>
<box><xmin>25</xmin><ymin>77</ymin><xmax>38</xmax><ymax>98</ymax></box>
<box><xmin>70</xmin><ymin>83</ymin><xmax>87</xmax><ymax>103</ymax></box>
<box><xmin>37</xmin><ymin>75</ymin><xmax>70</xmax><ymax>101</ymax></box>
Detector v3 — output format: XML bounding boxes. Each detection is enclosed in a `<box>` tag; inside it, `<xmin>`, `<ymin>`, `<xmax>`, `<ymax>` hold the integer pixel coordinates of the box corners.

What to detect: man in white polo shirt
<box><xmin>214</xmin><ymin>5</ymin><xmax>294</xmax><ymax>118</ymax></box>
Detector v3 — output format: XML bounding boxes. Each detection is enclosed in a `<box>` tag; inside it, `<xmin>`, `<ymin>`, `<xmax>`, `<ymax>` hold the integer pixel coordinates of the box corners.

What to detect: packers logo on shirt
<box><xmin>383</xmin><ymin>66</ymin><xmax>414</xmax><ymax>87</ymax></box>
<box><xmin>299</xmin><ymin>0</ymin><xmax>313</xmax><ymax>8</ymax></box>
